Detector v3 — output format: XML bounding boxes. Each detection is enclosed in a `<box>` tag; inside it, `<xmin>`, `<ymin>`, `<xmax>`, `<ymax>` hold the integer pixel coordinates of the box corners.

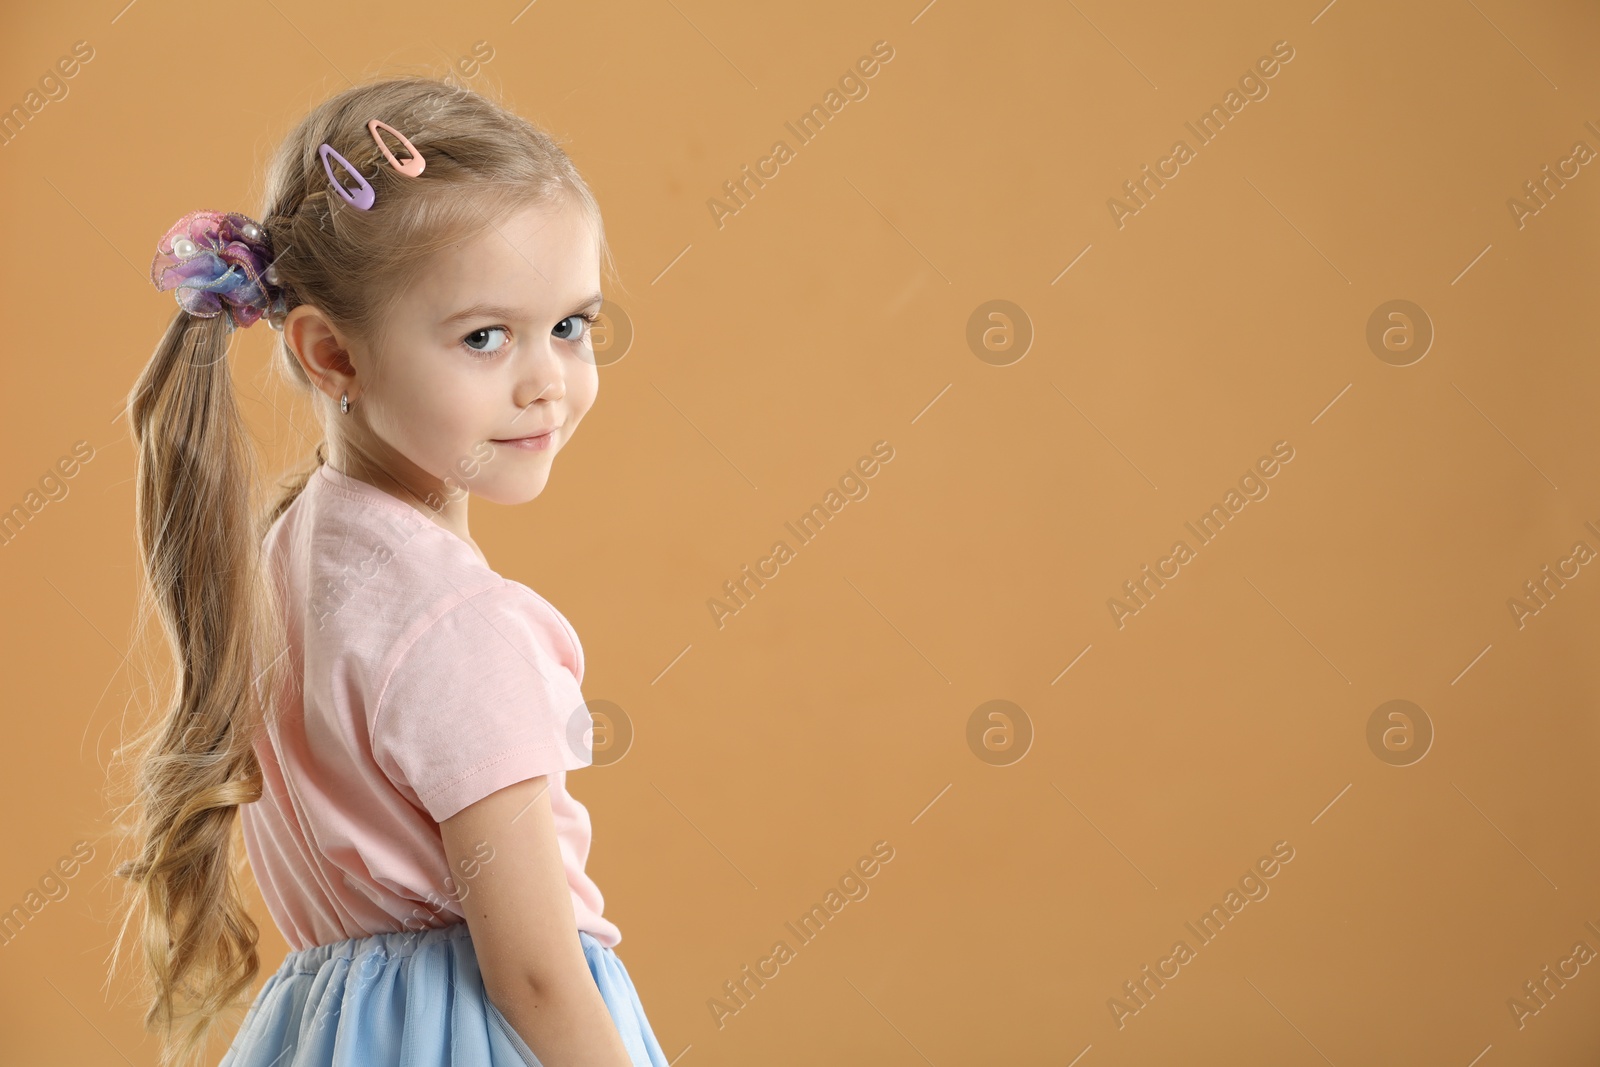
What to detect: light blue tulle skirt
<box><xmin>218</xmin><ymin>921</ymin><xmax>668</xmax><ymax>1066</ymax></box>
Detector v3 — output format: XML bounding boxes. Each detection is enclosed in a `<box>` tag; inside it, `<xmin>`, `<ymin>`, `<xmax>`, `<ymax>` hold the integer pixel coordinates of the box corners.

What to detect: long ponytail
<box><xmin>105</xmin><ymin>309</ymin><xmax>295</xmax><ymax>1067</ymax></box>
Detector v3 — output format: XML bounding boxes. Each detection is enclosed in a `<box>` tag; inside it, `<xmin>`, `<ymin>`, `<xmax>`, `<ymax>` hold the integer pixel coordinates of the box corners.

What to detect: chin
<box><xmin>476</xmin><ymin>476</ymin><xmax>550</xmax><ymax>507</ymax></box>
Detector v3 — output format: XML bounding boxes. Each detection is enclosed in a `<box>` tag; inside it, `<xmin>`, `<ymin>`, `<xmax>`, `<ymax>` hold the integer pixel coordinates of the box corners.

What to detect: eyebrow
<box><xmin>440</xmin><ymin>292</ymin><xmax>604</xmax><ymax>326</ymax></box>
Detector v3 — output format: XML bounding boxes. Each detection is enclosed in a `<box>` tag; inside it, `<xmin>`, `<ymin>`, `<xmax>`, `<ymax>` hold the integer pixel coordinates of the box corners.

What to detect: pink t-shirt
<box><xmin>239</xmin><ymin>461</ymin><xmax>621</xmax><ymax>953</ymax></box>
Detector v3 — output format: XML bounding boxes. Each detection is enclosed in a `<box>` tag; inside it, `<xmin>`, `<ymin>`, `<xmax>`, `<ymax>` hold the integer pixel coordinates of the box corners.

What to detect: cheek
<box><xmin>368</xmin><ymin>352</ymin><xmax>481</xmax><ymax>456</ymax></box>
<box><xmin>570</xmin><ymin>361</ymin><xmax>600</xmax><ymax>420</ymax></box>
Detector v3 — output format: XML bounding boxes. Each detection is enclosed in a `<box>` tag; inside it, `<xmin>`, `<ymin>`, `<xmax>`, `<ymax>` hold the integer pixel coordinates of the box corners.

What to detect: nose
<box><xmin>514</xmin><ymin>336</ymin><xmax>567</xmax><ymax>411</ymax></box>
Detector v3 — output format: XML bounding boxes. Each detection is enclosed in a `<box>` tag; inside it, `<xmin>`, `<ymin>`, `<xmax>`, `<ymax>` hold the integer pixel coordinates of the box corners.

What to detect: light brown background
<box><xmin>2</xmin><ymin>0</ymin><xmax>1598</xmax><ymax>1063</ymax></box>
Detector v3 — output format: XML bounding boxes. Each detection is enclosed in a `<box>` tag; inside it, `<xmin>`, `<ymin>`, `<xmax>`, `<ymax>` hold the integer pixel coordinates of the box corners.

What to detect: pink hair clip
<box><xmin>319</xmin><ymin>118</ymin><xmax>427</xmax><ymax>211</ymax></box>
<box><xmin>368</xmin><ymin>119</ymin><xmax>425</xmax><ymax>177</ymax></box>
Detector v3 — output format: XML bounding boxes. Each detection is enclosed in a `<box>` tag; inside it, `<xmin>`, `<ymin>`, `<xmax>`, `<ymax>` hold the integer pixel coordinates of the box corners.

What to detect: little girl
<box><xmin>110</xmin><ymin>75</ymin><xmax>668</xmax><ymax>1067</ymax></box>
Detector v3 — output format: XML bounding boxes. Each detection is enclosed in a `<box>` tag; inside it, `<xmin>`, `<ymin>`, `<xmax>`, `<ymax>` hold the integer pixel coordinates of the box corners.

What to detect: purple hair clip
<box><xmin>149</xmin><ymin>210</ymin><xmax>287</xmax><ymax>331</ymax></box>
<box><xmin>319</xmin><ymin>118</ymin><xmax>427</xmax><ymax>211</ymax></box>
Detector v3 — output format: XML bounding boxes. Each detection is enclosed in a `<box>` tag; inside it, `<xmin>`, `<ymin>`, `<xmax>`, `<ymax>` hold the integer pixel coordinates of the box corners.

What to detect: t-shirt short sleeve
<box><xmin>372</xmin><ymin>583</ymin><xmax>592</xmax><ymax>822</ymax></box>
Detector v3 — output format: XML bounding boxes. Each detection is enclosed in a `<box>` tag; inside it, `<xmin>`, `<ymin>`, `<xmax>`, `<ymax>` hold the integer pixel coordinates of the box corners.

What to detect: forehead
<box><xmin>411</xmin><ymin>198</ymin><xmax>600</xmax><ymax>319</ymax></box>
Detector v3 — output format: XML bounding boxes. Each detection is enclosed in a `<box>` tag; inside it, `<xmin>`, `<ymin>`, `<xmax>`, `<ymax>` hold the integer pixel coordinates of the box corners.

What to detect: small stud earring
<box><xmin>340</xmin><ymin>392</ymin><xmax>350</xmax><ymax>415</ymax></box>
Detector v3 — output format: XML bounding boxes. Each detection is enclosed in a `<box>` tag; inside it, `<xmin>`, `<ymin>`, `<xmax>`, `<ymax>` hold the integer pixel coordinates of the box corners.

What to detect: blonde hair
<box><xmin>105</xmin><ymin>73</ymin><xmax>613</xmax><ymax>1067</ymax></box>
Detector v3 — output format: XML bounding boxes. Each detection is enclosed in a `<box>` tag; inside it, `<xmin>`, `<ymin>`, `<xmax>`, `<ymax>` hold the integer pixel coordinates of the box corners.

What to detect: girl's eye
<box><xmin>553</xmin><ymin>312</ymin><xmax>599</xmax><ymax>343</ymax></box>
<box><xmin>461</xmin><ymin>326</ymin><xmax>510</xmax><ymax>358</ymax></box>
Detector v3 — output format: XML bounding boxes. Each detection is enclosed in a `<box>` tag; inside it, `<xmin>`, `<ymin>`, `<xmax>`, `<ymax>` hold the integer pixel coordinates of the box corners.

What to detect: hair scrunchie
<box><xmin>150</xmin><ymin>210</ymin><xmax>288</xmax><ymax>331</ymax></box>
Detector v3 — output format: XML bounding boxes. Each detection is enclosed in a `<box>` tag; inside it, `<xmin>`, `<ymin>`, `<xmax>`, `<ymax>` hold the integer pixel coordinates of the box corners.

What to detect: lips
<box><xmin>490</xmin><ymin>426</ymin><xmax>559</xmax><ymax>452</ymax></box>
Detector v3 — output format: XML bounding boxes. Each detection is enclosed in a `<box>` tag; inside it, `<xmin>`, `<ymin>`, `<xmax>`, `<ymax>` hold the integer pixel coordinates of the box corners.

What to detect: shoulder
<box><xmin>386</xmin><ymin>579</ymin><xmax>576</xmax><ymax>685</ymax></box>
<box><xmin>374</xmin><ymin>580</ymin><xmax>584</xmax><ymax>718</ymax></box>
<box><xmin>275</xmin><ymin>465</ymin><xmax>506</xmax><ymax>638</ymax></box>
<box><xmin>265</xmin><ymin>463</ymin><xmax>588</xmax><ymax>710</ymax></box>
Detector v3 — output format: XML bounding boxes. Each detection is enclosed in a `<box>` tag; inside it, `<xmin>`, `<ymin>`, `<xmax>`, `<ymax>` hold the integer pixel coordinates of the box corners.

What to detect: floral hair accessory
<box><xmin>149</xmin><ymin>210</ymin><xmax>287</xmax><ymax>331</ymax></box>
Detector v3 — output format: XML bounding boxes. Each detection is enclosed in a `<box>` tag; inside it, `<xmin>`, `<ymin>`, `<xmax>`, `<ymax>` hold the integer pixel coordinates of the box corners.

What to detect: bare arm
<box><xmin>441</xmin><ymin>775</ymin><xmax>633</xmax><ymax>1067</ymax></box>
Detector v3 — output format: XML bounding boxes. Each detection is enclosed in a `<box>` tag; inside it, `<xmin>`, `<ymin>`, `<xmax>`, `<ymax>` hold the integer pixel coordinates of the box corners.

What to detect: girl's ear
<box><xmin>283</xmin><ymin>304</ymin><xmax>359</xmax><ymax>405</ymax></box>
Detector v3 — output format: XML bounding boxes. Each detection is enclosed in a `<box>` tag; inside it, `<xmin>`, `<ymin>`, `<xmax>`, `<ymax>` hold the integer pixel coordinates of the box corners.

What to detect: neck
<box><xmin>325</xmin><ymin>439</ymin><xmax>477</xmax><ymax>552</ymax></box>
